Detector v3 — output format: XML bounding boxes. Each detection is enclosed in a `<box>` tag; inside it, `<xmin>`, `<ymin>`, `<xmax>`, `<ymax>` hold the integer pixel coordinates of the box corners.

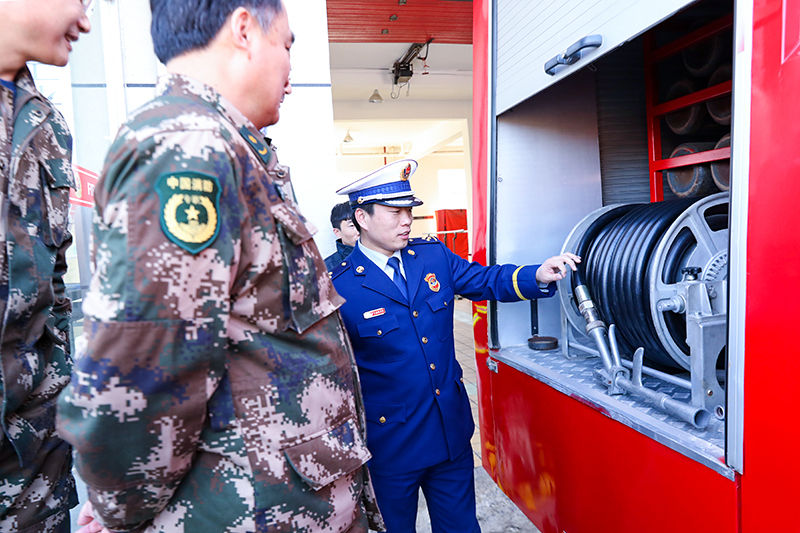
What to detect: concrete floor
<box><xmin>70</xmin><ymin>297</ymin><xmax>540</xmax><ymax>532</ymax></box>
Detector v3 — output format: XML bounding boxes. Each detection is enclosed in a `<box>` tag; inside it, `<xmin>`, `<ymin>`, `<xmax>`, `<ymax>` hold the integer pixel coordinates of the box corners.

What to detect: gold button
<box><xmin>356</xmin><ymin>266</ymin><xmax>365</xmax><ymax>273</ymax></box>
<box><xmin>444</xmin><ymin>301</ymin><xmax>448</xmax><ymax>307</ymax></box>
<box><xmin>435</xmin><ymin>389</ymin><xmax>440</xmax><ymax>396</ymax></box>
<box><xmin>377</xmin><ymin>330</ymin><xmax>383</xmax><ymax>336</ymax></box>
<box><xmin>422</xmin><ymin>337</ymin><xmax>428</xmax><ymax>344</ymax></box>
<box><xmin>379</xmin><ymin>416</ymin><xmax>386</xmax><ymax>424</ymax></box>
<box><xmin>341</xmin><ymin>262</ymin><xmax>347</xmax><ymax>266</ymax></box>
<box><xmin>413</xmin><ymin>310</ymin><xmax>419</xmax><ymax>317</ymax></box>
<box><xmin>460</xmin><ymin>377</ymin><xmax>464</xmax><ymax>383</ymax></box>
<box><xmin>409</xmin><ymin>250</ymin><xmax>416</xmax><ymax>256</ymax></box>
<box><xmin>430</xmin><ymin>363</ymin><xmax>436</xmax><ymax>370</ymax></box>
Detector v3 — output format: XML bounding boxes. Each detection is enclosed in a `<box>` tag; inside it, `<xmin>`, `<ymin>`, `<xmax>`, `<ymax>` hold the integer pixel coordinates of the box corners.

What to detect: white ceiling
<box><xmin>329</xmin><ymin>42</ymin><xmax>473</xmax><ymax>102</ymax></box>
<box><xmin>329</xmin><ymin>42</ymin><xmax>473</xmax><ymax>158</ymax></box>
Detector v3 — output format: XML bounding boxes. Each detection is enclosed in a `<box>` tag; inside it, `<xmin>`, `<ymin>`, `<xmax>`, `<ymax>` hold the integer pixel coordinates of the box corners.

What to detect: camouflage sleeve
<box><xmin>49</xmin><ymin>229</ymin><xmax>73</xmax><ymax>348</ymax></box>
<box><xmin>45</xmin><ymin>116</ymin><xmax>74</xmax><ymax>348</ymax></box>
<box><xmin>57</xmin><ymin>127</ymin><xmax>240</xmax><ymax>531</ymax></box>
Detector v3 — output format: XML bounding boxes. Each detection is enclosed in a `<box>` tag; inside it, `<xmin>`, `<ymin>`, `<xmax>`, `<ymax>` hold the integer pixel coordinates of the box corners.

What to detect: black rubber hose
<box><xmin>571</xmin><ymin>199</ymin><xmax>695</xmax><ymax>369</ymax></box>
<box><xmin>572</xmin><ymin>205</ymin><xmax>635</xmax><ymax>287</ymax></box>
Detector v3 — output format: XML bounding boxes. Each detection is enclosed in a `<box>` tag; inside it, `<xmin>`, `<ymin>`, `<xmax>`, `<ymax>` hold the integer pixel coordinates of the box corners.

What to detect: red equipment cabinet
<box><xmin>471</xmin><ymin>0</ymin><xmax>799</xmax><ymax>531</ymax></box>
<box><xmin>434</xmin><ymin>208</ymin><xmax>469</xmax><ymax>260</ymax></box>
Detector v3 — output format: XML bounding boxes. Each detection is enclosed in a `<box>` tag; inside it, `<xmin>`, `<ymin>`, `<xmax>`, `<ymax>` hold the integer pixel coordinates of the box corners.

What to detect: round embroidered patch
<box><xmin>156</xmin><ymin>172</ymin><xmax>221</xmax><ymax>254</ymax></box>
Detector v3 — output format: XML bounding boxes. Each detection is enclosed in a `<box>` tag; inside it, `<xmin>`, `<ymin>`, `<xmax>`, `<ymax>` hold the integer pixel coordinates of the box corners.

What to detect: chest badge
<box><xmin>363</xmin><ymin>308</ymin><xmax>386</xmax><ymax>319</ymax></box>
<box><xmin>424</xmin><ymin>273</ymin><xmax>440</xmax><ymax>292</ymax></box>
<box><xmin>156</xmin><ymin>172</ymin><xmax>221</xmax><ymax>254</ymax></box>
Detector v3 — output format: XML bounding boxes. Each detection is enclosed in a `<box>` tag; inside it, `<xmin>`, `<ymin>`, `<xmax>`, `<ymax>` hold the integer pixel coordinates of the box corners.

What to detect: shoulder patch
<box><xmin>330</xmin><ymin>260</ymin><xmax>352</xmax><ymax>280</ymax></box>
<box><xmin>156</xmin><ymin>172</ymin><xmax>221</xmax><ymax>254</ymax></box>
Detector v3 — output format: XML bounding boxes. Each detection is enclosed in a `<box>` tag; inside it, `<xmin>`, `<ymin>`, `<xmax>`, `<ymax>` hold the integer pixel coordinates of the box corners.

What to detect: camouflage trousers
<box><xmin>0</xmin><ymin>429</ymin><xmax>76</xmax><ymax>532</ymax></box>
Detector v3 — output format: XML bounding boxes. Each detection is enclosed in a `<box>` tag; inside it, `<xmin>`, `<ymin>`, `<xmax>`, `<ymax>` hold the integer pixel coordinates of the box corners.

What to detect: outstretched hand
<box><xmin>535</xmin><ymin>252</ymin><xmax>581</xmax><ymax>284</ymax></box>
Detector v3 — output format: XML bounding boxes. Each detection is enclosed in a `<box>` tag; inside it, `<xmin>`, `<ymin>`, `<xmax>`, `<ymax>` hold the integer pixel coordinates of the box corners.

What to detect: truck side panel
<box><xmin>741</xmin><ymin>0</ymin><xmax>800</xmax><ymax>528</ymax></box>
<box><xmin>490</xmin><ymin>359</ymin><xmax>738</xmax><ymax>533</ymax></box>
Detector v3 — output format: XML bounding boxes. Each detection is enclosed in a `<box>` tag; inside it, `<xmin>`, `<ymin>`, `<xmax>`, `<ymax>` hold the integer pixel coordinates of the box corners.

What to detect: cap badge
<box><xmin>424</xmin><ymin>273</ymin><xmax>440</xmax><ymax>292</ymax></box>
<box><xmin>401</xmin><ymin>163</ymin><xmax>412</xmax><ymax>181</ymax></box>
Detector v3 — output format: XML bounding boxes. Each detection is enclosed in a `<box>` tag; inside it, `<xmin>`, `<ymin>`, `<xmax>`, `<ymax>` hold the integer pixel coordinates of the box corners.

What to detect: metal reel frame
<box><xmin>648</xmin><ymin>192</ymin><xmax>729</xmax><ymax>369</ymax></box>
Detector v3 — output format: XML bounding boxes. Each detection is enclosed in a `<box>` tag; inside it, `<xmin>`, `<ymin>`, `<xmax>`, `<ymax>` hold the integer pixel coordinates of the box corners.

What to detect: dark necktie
<box><xmin>387</xmin><ymin>256</ymin><xmax>408</xmax><ymax>300</ymax></box>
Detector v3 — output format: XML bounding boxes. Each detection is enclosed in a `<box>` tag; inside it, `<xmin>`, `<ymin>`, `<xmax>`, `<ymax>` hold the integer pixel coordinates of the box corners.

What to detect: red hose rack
<box><xmin>644</xmin><ymin>14</ymin><xmax>734</xmax><ymax>202</ymax></box>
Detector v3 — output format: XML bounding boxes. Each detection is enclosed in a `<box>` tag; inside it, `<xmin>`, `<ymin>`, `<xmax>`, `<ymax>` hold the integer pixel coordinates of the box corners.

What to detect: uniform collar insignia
<box><xmin>239</xmin><ymin>126</ymin><xmax>271</xmax><ymax>165</ymax></box>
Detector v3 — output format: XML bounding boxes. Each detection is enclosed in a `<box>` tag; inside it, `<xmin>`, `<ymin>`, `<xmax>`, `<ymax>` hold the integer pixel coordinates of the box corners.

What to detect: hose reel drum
<box><xmin>558</xmin><ymin>193</ymin><xmax>729</xmax><ymax>427</ymax></box>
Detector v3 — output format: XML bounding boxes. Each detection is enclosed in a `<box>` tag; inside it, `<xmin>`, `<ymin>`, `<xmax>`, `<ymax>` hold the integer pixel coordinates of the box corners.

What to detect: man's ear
<box><xmin>332</xmin><ymin>227</ymin><xmax>342</xmax><ymax>239</ymax></box>
<box><xmin>354</xmin><ymin>208</ymin><xmax>369</xmax><ymax>231</ymax></box>
<box><xmin>228</xmin><ymin>7</ymin><xmax>257</xmax><ymax>53</ymax></box>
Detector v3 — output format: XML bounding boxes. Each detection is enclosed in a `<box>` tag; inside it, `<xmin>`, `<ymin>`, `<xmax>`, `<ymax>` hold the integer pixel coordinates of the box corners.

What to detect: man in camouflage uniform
<box><xmin>0</xmin><ymin>1</ymin><xmax>91</xmax><ymax>531</ymax></box>
<box><xmin>56</xmin><ymin>1</ymin><xmax>384</xmax><ymax>532</ymax></box>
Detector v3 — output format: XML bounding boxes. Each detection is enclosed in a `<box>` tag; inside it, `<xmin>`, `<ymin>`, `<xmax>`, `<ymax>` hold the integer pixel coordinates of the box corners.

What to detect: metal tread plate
<box><xmin>491</xmin><ymin>344</ymin><xmax>733</xmax><ymax>479</ymax></box>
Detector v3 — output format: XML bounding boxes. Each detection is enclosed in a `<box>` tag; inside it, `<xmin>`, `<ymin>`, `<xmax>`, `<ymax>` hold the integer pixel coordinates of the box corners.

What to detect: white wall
<box><xmin>335</xmin><ymin>98</ymin><xmax>472</xmax><ymax>122</ymax></box>
<box><xmin>266</xmin><ymin>0</ymin><xmax>340</xmax><ymax>258</ymax></box>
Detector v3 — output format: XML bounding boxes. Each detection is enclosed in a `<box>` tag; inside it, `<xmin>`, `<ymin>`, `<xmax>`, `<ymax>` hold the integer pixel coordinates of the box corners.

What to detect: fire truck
<box><xmin>470</xmin><ymin>0</ymin><xmax>798</xmax><ymax>531</ymax></box>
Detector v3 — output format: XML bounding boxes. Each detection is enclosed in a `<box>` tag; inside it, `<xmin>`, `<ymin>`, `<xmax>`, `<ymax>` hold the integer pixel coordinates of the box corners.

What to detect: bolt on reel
<box><xmin>558</xmin><ymin>193</ymin><xmax>729</xmax><ymax>428</ymax></box>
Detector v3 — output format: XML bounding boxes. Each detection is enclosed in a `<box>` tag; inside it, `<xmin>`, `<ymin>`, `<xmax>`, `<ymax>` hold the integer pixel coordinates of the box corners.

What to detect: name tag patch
<box><xmin>363</xmin><ymin>308</ymin><xmax>386</xmax><ymax>319</ymax></box>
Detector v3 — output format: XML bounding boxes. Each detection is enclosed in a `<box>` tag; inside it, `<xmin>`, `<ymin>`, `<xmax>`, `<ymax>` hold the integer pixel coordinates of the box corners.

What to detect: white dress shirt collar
<box><xmin>357</xmin><ymin>240</ymin><xmax>406</xmax><ymax>279</ymax></box>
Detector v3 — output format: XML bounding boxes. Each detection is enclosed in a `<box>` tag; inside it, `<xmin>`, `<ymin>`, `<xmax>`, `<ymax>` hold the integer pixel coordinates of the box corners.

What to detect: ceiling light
<box><xmin>369</xmin><ymin>89</ymin><xmax>384</xmax><ymax>104</ymax></box>
<box><xmin>343</xmin><ymin>129</ymin><xmax>354</xmax><ymax>142</ymax></box>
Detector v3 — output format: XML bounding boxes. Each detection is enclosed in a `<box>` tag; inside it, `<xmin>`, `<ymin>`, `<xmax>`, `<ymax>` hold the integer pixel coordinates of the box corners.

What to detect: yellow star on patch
<box><xmin>185</xmin><ymin>204</ymin><xmax>200</xmax><ymax>222</ymax></box>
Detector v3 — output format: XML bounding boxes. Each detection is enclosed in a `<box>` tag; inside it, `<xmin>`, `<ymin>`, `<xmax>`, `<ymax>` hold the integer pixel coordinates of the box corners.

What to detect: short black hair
<box><xmin>330</xmin><ymin>202</ymin><xmax>354</xmax><ymax>229</ymax></box>
<box><xmin>351</xmin><ymin>203</ymin><xmax>375</xmax><ymax>233</ymax></box>
<box><xmin>150</xmin><ymin>0</ymin><xmax>283</xmax><ymax>64</ymax></box>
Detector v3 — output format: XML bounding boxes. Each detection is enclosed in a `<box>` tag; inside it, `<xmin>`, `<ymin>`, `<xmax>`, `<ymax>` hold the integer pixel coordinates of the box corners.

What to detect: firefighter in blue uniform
<box><xmin>331</xmin><ymin>159</ymin><xmax>580</xmax><ymax>532</ymax></box>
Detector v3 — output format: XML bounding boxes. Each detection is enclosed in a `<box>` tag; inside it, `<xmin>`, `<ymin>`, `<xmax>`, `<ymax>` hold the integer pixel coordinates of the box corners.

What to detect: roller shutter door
<box><xmin>496</xmin><ymin>0</ymin><xmax>697</xmax><ymax>114</ymax></box>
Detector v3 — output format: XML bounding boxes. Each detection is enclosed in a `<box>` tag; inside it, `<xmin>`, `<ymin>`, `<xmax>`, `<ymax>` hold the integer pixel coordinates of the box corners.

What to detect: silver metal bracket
<box><xmin>685</xmin><ymin>280</ymin><xmax>727</xmax><ymax>419</ymax></box>
<box><xmin>486</xmin><ymin>357</ymin><xmax>499</xmax><ymax>374</ymax></box>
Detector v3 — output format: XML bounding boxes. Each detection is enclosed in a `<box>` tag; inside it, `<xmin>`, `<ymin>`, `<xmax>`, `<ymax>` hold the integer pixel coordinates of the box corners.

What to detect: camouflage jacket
<box><xmin>0</xmin><ymin>67</ymin><xmax>74</xmax><ymax>467</ymax></box>
<box><xmin>0</xmin><ymin>67</ymin><xmax>76</xmax><ymax>529</ymax></box>
<box><xmin>57</xmin><ymin>74</ymin><xmax>384</xmax><ymax>532</ymax></box>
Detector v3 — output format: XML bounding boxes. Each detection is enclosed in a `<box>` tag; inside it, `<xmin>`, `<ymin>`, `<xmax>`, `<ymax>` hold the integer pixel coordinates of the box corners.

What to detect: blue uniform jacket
<box><xmin>324</xmin><ymin>239</ymin><xmax>355</xmax><ymax>271</ymax></box>
<box><xmin>331</xmin><ymin>238</ymin><xmax>555</xmax><ymax>473</ymax></box>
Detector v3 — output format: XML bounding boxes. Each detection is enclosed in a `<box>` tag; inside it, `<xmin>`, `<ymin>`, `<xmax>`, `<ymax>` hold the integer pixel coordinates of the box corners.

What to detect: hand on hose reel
<box><xmin>536</xmin><ymin>252</ymin><xmax>581</xmax><ymax>284</ymax></box>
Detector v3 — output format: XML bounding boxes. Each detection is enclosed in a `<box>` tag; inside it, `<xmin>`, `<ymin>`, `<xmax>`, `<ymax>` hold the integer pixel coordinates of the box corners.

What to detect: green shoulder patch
<box><xmin>156</xmin><ymin>172</ymin><xmax>221</xmax><ymax>254</ymax></box>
